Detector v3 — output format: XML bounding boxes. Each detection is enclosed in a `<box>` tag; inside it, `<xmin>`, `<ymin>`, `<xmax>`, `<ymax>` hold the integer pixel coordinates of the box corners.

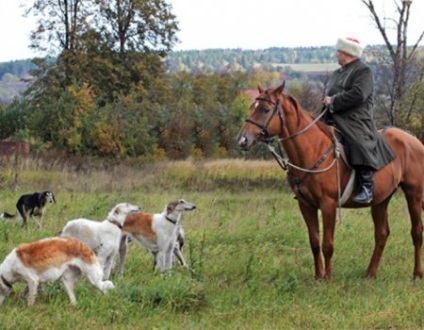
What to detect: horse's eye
<box><xmin>263</xmin><ymin>107</ymin><xmax>270</xmax><ymax>114</ymax></box>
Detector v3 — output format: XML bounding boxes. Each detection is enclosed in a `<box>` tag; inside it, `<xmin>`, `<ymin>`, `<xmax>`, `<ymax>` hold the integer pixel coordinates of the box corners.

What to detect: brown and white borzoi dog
<box><xmin>60</xmin><ymin>202</ymin><xmax>141</xmax><ymax>280</ymax></box>
<box><xmin>119</xmin><ymin>199</ymin><xmax>196</xmax><ymax>273</ymax></box>
<box><xmin>0</xmin><ymin>236</ymin><xmax>114</xmax><ymax>306</ymax></box>
<box><xmin>1</xmin><ymin>191</ymin><xmax>56</xmax><ymax>228</ymax></box>
<box><xmin>122</xmin><ymin>225</ymin><xmax>188</xmax><ymax>271</ymax></box>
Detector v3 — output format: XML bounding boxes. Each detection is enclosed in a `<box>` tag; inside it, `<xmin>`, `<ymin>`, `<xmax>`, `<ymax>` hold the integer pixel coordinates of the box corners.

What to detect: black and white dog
<box><xmin>1</xmin><ymin>191</ymin><xmax>56</xmax><ymax>228</ymax></box>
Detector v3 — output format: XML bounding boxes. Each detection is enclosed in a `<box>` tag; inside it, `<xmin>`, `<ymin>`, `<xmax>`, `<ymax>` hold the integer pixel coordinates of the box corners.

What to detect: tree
<box><xmin>361</xmin><ymin>0</ymin><xmax>424</xmax><ymax>125</ymax></box>
<box><xmin>26</xmin><ymin>0</ymin><xmax>93</xmax><ymax>86</ymax></box>
<box><xmin>94</xmin><ymin>0</ymin><xmax>179</xmax><ymax>55</ymax></box>
<box><xmin>25</xmin><ymin>0</ymin><xmax>179</xmax><ymax>96</ymax></box>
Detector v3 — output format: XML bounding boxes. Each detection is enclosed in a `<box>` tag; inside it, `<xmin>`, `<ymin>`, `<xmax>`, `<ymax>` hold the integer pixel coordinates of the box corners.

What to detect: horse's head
<box><xmin>238</xmin><ymin>82</ymin><xmax>286</xmax><ymax>151</ymax></box>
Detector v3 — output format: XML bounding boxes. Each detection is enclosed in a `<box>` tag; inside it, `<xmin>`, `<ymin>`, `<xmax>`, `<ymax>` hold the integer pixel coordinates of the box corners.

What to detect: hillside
<box><xmin>0</xmin><ymin>45</ymin><xmax>381</xmax><ymax>103</ymax></box>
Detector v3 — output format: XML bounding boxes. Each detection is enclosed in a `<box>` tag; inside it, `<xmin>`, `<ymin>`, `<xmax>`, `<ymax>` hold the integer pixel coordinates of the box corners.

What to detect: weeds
<box><xmin>0</xmin><ymin>157</ymin><xmax>422</xmax><ymax>329</ymax></box>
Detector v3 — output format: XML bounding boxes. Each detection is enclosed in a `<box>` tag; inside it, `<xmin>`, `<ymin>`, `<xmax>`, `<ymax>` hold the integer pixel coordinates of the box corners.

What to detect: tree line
<box><xmin>0</xmin><ymin>0</ymin><xmax>424</xmax><ymax>160</ymax></box>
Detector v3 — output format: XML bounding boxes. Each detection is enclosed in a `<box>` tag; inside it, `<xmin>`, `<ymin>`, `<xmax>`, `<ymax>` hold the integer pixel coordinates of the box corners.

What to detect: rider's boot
<box><xmin>352</xmin><ymin>167</ymin><xmax>374</xmax><ymax>204</ymax></box>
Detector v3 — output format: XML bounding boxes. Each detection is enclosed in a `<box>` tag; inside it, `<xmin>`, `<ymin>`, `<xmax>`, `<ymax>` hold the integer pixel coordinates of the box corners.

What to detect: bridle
<box><xmin>243</xmin><ymin>93</ymin><xmax>344</xmax><ymax>220</ymax></box>
<box><xmin>244</xmin><ymin>94</ymin><xmax>339</xmax><ymax>188</ymax></box>
<box><xmin>244</xmin><ymin>97</ymin><xmax>284</xmax><ymax>140</ymax></box>
<box><xmin>245</xmin><ymin>95</ymin><xmax>328</xmax><ymax>142</ymax></box>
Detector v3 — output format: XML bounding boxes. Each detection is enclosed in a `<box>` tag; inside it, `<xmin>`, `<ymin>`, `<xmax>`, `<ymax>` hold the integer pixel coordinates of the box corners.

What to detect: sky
<box><xmin>1</xmin><ymin>0</ymin><xmax>424</xmax><ymax>62</ymax></box>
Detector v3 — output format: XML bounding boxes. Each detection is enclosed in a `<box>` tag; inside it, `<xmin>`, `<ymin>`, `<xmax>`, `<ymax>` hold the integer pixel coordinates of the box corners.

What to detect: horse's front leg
<box><xmin>320</xmin><ymin>201</ymin><xmax>337</xmax><ymax>280</ymax></box>
<box><xmin>367</xmin><ymin>200</ymin><xmax>391</xmax><ymax>278</ymax></box>
<box><xmin>298</xmin><ymin>202</ymin><xmax>324</xmax><ymax>279</ymax></box>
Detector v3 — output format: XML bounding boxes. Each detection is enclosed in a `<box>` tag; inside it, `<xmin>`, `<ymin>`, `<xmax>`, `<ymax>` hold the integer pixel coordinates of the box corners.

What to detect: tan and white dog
<box><xmin>119</xmin><ymin>199</ymin><xmax>196</xmax><ymax>273</ymax></box>
<box><xmin>0</xmin><ymin>236</ymin><xmax>114</xmax><ymax>306</ymax></box>
<box><xmin>60</xmin><ymin>202</ymin><xmax>141</xmax><ymax>280</ymax></box>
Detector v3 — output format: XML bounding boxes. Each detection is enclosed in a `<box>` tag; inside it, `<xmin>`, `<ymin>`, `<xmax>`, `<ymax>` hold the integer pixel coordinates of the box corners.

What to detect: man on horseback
<box><xmin>323</xmin><ymin>37</ymin><xmax>395</xmax><ymax>204</ymax></box>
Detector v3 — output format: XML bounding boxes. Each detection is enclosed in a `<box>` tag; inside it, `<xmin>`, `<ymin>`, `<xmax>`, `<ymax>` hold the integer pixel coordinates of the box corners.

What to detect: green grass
<box><xmin>0</xmin><ymin>159</ymin><xmax>424</xmax><ymax>329</ymax></box>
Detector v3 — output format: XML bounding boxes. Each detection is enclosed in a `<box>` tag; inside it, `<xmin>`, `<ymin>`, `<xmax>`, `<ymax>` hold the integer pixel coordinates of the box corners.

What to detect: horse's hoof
<box><xmin>413</xmin><ymin>272</ymin><xmax>423</xmax><ymax>280</ymax></box>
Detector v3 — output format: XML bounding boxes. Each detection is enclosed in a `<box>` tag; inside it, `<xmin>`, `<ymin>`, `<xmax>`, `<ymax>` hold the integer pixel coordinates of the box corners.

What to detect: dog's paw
<box><xmin>101</xmin><ymin>280</ymin><xmax>115</xmax><ymax>292</ymax></box>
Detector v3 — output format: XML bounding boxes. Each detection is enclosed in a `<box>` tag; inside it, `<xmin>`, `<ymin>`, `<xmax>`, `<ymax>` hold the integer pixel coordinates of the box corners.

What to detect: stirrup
<box><xmin>352</xmin><ymin>189</ymin><xmax>373</xmax><ymax>204</ymax></box>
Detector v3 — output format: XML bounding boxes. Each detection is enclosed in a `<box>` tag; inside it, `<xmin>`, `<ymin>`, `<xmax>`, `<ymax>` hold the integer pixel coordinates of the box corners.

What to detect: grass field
<box><xmin>0</xmin><ymin>157</ymin><xmax>424</xmax><ymax>329</ymax></box>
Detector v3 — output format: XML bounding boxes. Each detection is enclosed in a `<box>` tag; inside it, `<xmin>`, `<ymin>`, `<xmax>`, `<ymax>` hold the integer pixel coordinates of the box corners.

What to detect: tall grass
<box><xmin>0</xmin><ymin>155</ymin><xmax>423</xmax><ymax>329</ymax></box>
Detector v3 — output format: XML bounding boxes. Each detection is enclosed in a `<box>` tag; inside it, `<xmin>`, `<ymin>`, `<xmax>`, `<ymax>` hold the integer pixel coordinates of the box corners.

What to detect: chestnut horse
<box><xmin>238</xmin><ymin>82</ymin><xmax>424</xmax><ymax>280</ymax></box>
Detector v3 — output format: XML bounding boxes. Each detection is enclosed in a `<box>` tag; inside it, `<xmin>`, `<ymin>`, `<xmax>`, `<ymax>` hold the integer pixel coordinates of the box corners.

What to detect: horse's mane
<box><xmin>283</xmin><ymin>94</ymin><xmax>334</xmax><ymax>140</ymax></box>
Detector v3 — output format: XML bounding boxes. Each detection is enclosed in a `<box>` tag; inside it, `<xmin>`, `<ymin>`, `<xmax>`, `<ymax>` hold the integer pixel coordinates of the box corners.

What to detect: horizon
<box><xmin>1</xmin><ymin>0</ymin><xmax>423</xmax><ymax>62</ymax></box>
<box><xmin>1</xmin><ymin>43</ymin><xmax>396</xmax><ymax>64</ymax></box>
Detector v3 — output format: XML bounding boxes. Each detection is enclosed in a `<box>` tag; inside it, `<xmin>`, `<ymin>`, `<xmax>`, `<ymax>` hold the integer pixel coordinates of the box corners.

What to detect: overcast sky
<box><xmin>1</xmin><ymin>0</ymin><xmax>424</xmax><ymax>62</ymax></box>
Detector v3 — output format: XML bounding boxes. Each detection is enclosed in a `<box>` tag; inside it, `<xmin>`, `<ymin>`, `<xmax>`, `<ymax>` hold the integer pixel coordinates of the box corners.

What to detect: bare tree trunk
<box><xmin>361</xmin><ymin>0</ymin><xmax>424</xmax><ymax>126</ymax></box>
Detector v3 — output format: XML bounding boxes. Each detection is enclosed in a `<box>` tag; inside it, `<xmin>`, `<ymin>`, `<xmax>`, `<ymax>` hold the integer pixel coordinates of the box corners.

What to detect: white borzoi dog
<box><xmin>119</xmin><ymin>199</ymin><xmax>196</xmax><ymax>273</ymax></box>
<box><xmin>1</xmin><ymin>190</ymin><xmax>56</xmax><ymax>228</ymax></box>
<box><xmin>0</xmin><ymin>236</ymin><xmax>114</xmax><ymax>306</ymax></box>
<box><xmin>60</xmin><ymin>202</ymin><xmax>141</xmax><ymax>280</ymax></box>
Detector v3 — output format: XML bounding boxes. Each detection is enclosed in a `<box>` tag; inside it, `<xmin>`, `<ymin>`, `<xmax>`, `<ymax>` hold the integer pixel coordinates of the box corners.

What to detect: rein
<box><xmin>264</xmin><ymin>106</ymin><xmax>340</xmax><ymax>174</ymax></box>
<box><xmin>266</xmin><ymin>141</ymin><xmax>340</xmax><ymax>174</ymax></box>
<box><xmin>259</xmin><ymin>105</ymin><xmax>344</xmax><ymax>222</ymax></box>
<box><xmin>279</xmin><ymin>106</ymin><xmax>329</xmax><ymax>142</ymax></box>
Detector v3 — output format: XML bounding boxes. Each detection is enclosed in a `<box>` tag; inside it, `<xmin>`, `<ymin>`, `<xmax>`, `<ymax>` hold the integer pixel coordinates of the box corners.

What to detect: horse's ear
<box><xmin>275</xmin><ymin>81</ymin><xmax>286</xmax><ymax>95</ymax></box>
<box><xmin>257</xmin><ymin>85</ymin><xmax>264</xmax><ymax>93</ymax></box>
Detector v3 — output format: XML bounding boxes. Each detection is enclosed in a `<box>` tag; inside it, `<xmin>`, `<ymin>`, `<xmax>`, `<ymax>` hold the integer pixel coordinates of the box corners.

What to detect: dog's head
<box><xmin>42</xmin><ymin>191</ymin><xmax>56</xmax><ymax>204</ymax></box>
<box><xmin>166</xmin><ymin>199</ymin><xmax>196</xmax><ymax>215</ymax></box>
<box><xmin>108</xmin><ymin>202</ymin><xmax>141</xmax><ymax>223</ymax></box>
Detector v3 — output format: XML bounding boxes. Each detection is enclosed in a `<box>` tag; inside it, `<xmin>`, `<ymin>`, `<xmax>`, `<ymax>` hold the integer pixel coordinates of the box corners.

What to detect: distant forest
<box><xmin>1</xmin><ymin>46</ymin><xmax>337</xmax><ymax>77</ymax></box>
<box><xmin>0</xmin><ymin>46</ymin><xmax>357</xmax><ymax>103</ymax></box>
<box><xmin>2</xmin><ymin>44</ymin><xmax>424</xmax><ymax>159</ymax></box>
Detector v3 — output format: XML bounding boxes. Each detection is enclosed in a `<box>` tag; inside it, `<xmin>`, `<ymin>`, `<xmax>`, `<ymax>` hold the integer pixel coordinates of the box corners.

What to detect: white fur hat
<box><xmin>336</xmin><ymin>37</ymin><xmax>363</xmax><ymax>57</ymax></box>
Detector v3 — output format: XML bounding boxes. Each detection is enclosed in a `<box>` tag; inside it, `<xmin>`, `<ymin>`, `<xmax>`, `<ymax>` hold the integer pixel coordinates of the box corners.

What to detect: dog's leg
<box><xmin>174</xmin><ymin>245</ymin><xmax>188</xmax><ymax>267</ymax></box>
<box><xmin>26</xmin><ymin>278</ymin><xmax>39</xmax><ymax>306</ymax></box>
<box><xmin>34</xmin><ymin>216</ymin><xmax>43</xmax><ymax>229</ymax></box>
<box><xmin>82</xmin><ymin>262</ymin><xmax>114</xmax><ymax>294</ymax></box>
<box><xmin>118</xmin><ymin>235</ymin><xmax>128</xmax><ymax>276</ymax></box>
<box><xmin>61</xmin><ymin>269</ymin><xmax>77</xmax><ymax>305</ymax></box>
<box><xmin>164</xmin><ymin>243</ymin><xmax>175</xmax><ymax>270</ymax></box>
<box><xmin>152</xmin><ymin>251</ymin><xmax>159</xmax><ymax>271</ymax></box>
<box><xmin>17</xmin><ymin>206</ymin><xmax>27</xmax><ymax>227</ymax></box>
<box><xmin>155</xmin><ymin>251</ymin><xmax>166</xmax><ymax>272</ymax></box>
<box><xmin>103</xmin><ymin>255</ymin><xmax>114</xmax><ymax>280</ymax></box>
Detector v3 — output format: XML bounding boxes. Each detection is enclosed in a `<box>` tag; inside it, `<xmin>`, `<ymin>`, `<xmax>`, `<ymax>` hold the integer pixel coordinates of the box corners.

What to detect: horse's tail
<box><xmin>422</xmin><ymin>184</ymin><xmax>424</xmax><ymax>211</ymax></box>
<box><xmin>421</xmin><ymin>143</ymin><xmax>424</xmax><ymax>211</ymax></box>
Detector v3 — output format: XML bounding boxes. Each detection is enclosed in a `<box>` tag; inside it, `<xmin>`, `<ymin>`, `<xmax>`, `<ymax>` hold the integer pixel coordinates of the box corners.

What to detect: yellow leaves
<box><xmin>67</xmin><ymin>83</ymin><xmax>96</xmax><ymax>117</ymax></box>
<box><xmin>198</xmin><ymin>129</ymin><xmax>211</xmax><ymax>142</ymax></box>
<box><xmin>409</xmin><ymin>115</ymin><xmax>422</xmax><ymax>130</ymax></box>
<box><xmin>92</xmin><ymin>123</ymin><xmax>126</xmax><ymax>157</ymax></box>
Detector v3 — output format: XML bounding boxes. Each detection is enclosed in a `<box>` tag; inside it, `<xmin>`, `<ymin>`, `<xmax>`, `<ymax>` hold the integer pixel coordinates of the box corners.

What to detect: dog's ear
<box><xmin>166</xmin><ymin>201</ymin><xmax>178</xmax><ymax>215</ymax></box>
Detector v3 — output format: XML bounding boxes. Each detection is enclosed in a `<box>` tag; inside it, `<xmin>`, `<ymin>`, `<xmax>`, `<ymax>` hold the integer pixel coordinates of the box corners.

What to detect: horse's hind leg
<box><xmin>403</xmin><ymin>186</ymin><xmax>423</xmax><ymax>279</ymax></box>
<box><xmin>367</xmin><ymin>199</ymin><xmax>391</xmax><ymax>278</ymax></box>
<box><xmin>298</xmin><ymin>202</ymin><xmax>324</xmax><ymax>279</ymax></box>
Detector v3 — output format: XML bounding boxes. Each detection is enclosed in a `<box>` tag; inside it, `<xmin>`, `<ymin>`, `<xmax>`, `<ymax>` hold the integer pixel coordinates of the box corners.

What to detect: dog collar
<box><xmin>109</xmin><ymin>220</ymin><xmax>123</xmax><ymax>229</ymax></box>
<box><xmin>165</xmin><ymin>216</ymin><xmax>177</xmax><ymax>225</ymax></box>
<box><xmin>1</xmin><ymin>275</ymin><xmax>12</xmax><ymax>289</ymax></box>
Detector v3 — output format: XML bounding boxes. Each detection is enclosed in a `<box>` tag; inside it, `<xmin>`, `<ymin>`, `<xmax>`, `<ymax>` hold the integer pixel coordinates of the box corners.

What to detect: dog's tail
<box><xmin>0</xmin><ymin>212</ymin><xmax>16</xmax><ymax>220</ymax></box>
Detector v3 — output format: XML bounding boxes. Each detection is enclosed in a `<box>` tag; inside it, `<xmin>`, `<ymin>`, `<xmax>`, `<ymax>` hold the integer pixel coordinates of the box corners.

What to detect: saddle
<box><xmin>334</xmin><ymin>136</ymin><xmax>356</xmax><ymax>206</ymax></box>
